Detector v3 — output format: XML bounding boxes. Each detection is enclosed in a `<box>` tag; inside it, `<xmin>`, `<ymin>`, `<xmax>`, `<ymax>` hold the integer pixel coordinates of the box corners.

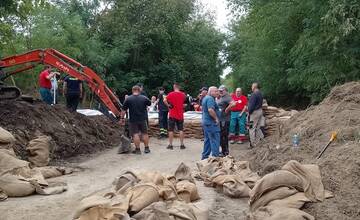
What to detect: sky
<box><xmin>199</xmin><ymin>0</ymin><xmax>232</xmax><ymax>77</ymax></box>
<box><xmin>199</xmin><ymin>0</ymin><xmax>232</xmax><ymax>32</ymax></box>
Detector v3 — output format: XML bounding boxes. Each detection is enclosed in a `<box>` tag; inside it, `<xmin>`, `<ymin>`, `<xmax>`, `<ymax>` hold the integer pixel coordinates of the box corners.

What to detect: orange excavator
<box><xmin>0</xmin><ymin>48</ymin><xmax>123</xmax><ymax>121</ymax></box>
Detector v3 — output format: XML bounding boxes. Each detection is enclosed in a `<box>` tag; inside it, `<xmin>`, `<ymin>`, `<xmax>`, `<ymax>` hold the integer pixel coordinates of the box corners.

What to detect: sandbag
<box><xmin>176</xmin><ymin>180</ymin><xmax>200</xmax><ymax>203</ymax></box>
<box><xmin>26</xmin><ymin>136</ymin><xmax>51</xmax><ymax>167</ymax></box>
<box><xmin>132</xmin><ymin>201</ymin><xmax>172</xmax><ymax>220</ymax></box>
<box><xmin>267</xmin><ymin>192</ymin><xmax>311</xmax><ymax>209</ymax></box>
<box><xmin>251</xmin><ymin>206</ymin><xmax>314</xmax><ymax>220</ymax></box>
<box><xmin>234</xmin><ymin>161</ymin><xmax>260</xmax><ymax>188</ymax></box>
<box><xmin>282</xmin><ymin>160</ymin><xmax>325</xmax><ymax>202</ymax></box>
<box><xmin>249</xmin><ymin>170</ymin><xmax>303</xmax><ymax>204</ymax></box>
<box><xmin>250</xmin><ymin>187</ymin><xmax>298</xmax><ymax>211</ymax></box>
<box><xmin>33</xmin><ymin>181</ymin><xmax>67</xmax><ymax>195</ymax></box>
<box><xmin>118</xmin><ymin>135</ymin><xmax>131</xmax><ymax>154</ymax></box>
<box><xmin>127</xmin><ymin>183</ymin><xmax>160</xmax><ymax>214</ymax></box>
<box><xmin>0</xmin><ymin>149</ymin><xmax>29</xmax><ymax>175</ymax></box>
<box><xmin>33</xmin><ymin>166</ymin><xmax>73</xmax><ymax>179</ymax></box>
<box><xmin>0</xmin><ymin>188</ymin><xmax>8</xmax><ymax>201</ymax></box>
<box><xmin>0</xmin><ymin>127</ymin><xmax>15</xmax><ymax>149</ymax></box>
<box><xmin>174</xmin><ymin>163</ymin><xmax>195</xmax><ymax>183</ymax></box>
<box><xmin>138</xmin><ymin>172</ymin><xmax>165</xmax><ymax>185</ymax></box>
<box><xmin>113</xmin><ymin>171</ymin><xmax>139</xmax><ymax>192</ymax></box>
<box><xmin>74</xmin><ymin>193</ymin><xmax>130</xmax><ymax>220</ymax></box>
<box><xmin>211</xmin><ymin>174</ymin><xmax>251</xmax><ymax>198</ymax></box>
<box><xmin>167</xmin><ymin>200</ymin><xmax>198</xmax><ymax>220</ymax></box>
<box><xmin>188</xmin><ymin>201</ymin><xmax>209</xmax><ymax>220</ymax></box>
<box><xmin>0</xmin><ymin>173</ymin><xmax>36</xmax><ymax>197</ymax></box>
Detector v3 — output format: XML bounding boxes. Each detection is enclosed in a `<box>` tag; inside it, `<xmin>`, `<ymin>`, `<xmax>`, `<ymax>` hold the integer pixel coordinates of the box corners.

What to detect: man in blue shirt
<box><xmin>201</xmin><ymin>86</ymin><xmax>221</xmax><ymax>160</ymax></box>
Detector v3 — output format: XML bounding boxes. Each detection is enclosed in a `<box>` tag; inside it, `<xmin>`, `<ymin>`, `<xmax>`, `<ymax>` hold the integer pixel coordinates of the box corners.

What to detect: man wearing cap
<box><xmin>217</xmin><ymin>85</ymin><xmax>232</xmax><ymax>156</ymax></box>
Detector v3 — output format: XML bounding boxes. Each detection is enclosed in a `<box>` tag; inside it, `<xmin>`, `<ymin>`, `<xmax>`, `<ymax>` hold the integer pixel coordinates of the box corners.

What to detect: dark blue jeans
<box><xmin>201</xmin><ymin>123</ymin><xmax>220</xmax><ymax>160</ymax></box>
<box><xmin>39</xmin><ymin>88</ymin><xmax>52</xmax><ymax>105</ymax></box>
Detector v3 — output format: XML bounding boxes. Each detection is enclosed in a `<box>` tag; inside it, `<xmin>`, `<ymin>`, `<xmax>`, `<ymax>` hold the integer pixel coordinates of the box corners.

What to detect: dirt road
<box><xmin>0</xmin><ymin>138</ymin><xmax>249</xmax><ymax>220</ymax></box>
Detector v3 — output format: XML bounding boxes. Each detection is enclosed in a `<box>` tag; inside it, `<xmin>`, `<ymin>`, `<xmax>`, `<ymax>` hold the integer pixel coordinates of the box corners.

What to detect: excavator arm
<box><xmin>0</xmin><ymin>49</ymin><xmax>123</xmax><ymax>121</ymax></box>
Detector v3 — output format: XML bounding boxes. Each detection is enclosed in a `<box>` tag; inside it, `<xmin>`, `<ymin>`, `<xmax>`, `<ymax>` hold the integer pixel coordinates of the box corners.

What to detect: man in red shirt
<box><xmin>165</xmin><ymin>83</ymin><xmax>186</xmax><ymax>150</ymax></box>
<box><xmin>39</xmin><ymin>66</ymin><xmax>57</xmax><ymax>105</ymax></box>
<box><xmin>229</xmin><ymin>87</ymin><xmax>248</xmax><ymax>144</ymax></box>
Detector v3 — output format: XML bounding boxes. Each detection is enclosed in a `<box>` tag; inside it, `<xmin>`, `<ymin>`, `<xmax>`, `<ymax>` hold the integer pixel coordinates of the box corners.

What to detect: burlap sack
<box><xmin>132</xmin><ymin>201</ymin><xmax>172</xmax><ymax>220</ymax></box>
<box><xmin>127</xmin><ymin>183</ymin><xmax>160</xmax><ymax>214</ymax></box>
<box><xmin>0</xmin><ymin>127</ymin><xmax>15</xmax><ymax>149</ymax></box>
<box><xmin>33</xmin><ymin>166</ymin><xmax>73</xmax><ymax>179</ymax></box>
<box><xmin>211</xmin><ymin>174</ymin><xmax>251</xmax><ymax>198</ymax></box>
<box><xmin>33</xmin><ymin>181</ymin><xmax>67</xmax><ymax>195</ymax></box>
<box><xmin>188</xmin><ymin>201</ymin><xmax>209</xmax><ymax>220</ymax></box>
<box><xmin>26</xmin><ymin>136</ymin><xmax>51</xmax><ymax>167</ymax></box>
<box><xmin>174</xmin><ymin>163</ymin><xmax>195</xmax><ymax>183</ymax></box>
<box><xmin>0</xmin><ymin>173</ymin><xmax>36</xmax><ymax>197</ymax></box>
<box><xmin>167</xmin><ymin>200</ymin><xmax>198</xmax><ymax>220</ymax></box>
<box><xmin>138</xmin><ymin>172</ymin><xmax>165</xmax><ymax>185</ymax></box>
<box><xmin>74</xmin><ymin>192</ymin><xmax>130</xmax><ymax>220</ymax></box>
<box><xmin>113</xmin><ymin>171</ymin><xmax>139</xmax><ymax>192</ymax></box>
<box><xmin>249</xmin><ymin>170</ymin><xmax>303</xmax><ymax>204</ymax></box>
<box><xmin>250</xmin><ymin>187</ymin><xmax>298</xmax><ymax>211</ymax></box>
<box><xmin>0</xmin><ymin>188</ymin><xmax>8</xmax><ymax>201</ymax></box>
<box><xmin>251</xmin><ymin>206</ymin><xmax>314</xmax><ymax>220</ymax></box>
<box><xmin>176</xmin><ymin>180</ymin><xmax>200</xmax><ymax>203</ymax></box>
<box><xmin>234</xmin><ymin>161</ymin><xmax>260</xmax><ymax>188</ymax></box>
<box><xmin>267</xmin><ymin>192</ymin><xmax>311</xmax><ymax>209</ymax></box>
<box><xmin>282</xmin><ymin>160</ymin><xmax>325</xmax><ymax>202</ymax></box>
<box><xmin>0</xmin><ymin>149</ymin><xmax>28</xmax><ymax>175</ymax></box>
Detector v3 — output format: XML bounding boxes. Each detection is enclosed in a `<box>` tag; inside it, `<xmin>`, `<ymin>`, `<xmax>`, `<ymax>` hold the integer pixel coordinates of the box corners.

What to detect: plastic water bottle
<box><xmin>292</xmin><ymin>134</ymin><xmax>300</xmax><ymax>148</ymax></box>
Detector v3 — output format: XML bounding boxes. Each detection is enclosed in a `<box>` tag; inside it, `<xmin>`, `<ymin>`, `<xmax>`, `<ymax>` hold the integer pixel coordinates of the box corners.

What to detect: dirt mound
<box><xmin>240</xmin><ymin>81</ymin><xmax>360</xmax><ymax>220</ymax></box>
<box><xmin>0</xmin><ymin>100</ymin><xmax>123</xmax><ymax>160</ymax></box>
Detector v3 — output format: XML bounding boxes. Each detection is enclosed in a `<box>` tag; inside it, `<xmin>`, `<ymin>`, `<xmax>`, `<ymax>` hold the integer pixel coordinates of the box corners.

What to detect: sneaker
<box><xmin>167</xmin><ymin>145</ymin><xmax>174</xmax><ymax>150</ymax></box>
<box><xmin>180</xmin><ymin>145</ymin><xmax>186</xmax><ymax>150</ymax></box>
<box><xmin>132</xmin><ymin>148</ymin><xmax>141</xmax><ymax>155</ymax></box>
<box><xmin>237</xmin><ymin>140</ymin><xmax>244</xmax><ymax>144</ymax></box>
<box><xmin>230</xmin><ymin>140</ymin><xmax>235</xmax><ymax>144</ymax></box>
<box><xmin>144</xmin><ymin>147</ymin><xmax>151</xmax><ymax>154</ymax></box>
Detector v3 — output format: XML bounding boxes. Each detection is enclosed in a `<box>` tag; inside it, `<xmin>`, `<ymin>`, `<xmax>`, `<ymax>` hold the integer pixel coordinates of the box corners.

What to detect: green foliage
<box><xmin>1</xmin><ymin>0</ymin><xmax>224</xmax><ymax>100</ymax></box>
<box><xmin>226</xmin><ymin>0</ymin><xmax>360</xmax><ymax>106</ymax></box>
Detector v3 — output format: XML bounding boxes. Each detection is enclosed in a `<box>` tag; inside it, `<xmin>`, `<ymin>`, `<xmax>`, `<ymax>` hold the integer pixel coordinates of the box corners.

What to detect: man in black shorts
<box><xmin>165</xmin><ymin>83</ymin><xmax>186</xmax><ymax>150</ymax></box>
<box><xmin>122</xmin><ymin>85</ymin><xmax>151</xmax><ymax>154</ymax></box>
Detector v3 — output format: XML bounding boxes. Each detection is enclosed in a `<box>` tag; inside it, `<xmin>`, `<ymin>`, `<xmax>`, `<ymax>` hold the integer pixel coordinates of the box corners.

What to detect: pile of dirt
<box><xmin>0</xmin><ymin>100</ymin><xmax>123</xmax><ymax>160</ymax></box>
<box><xmin>239</xmin><ymin>81</ymin><xmax>360</xmax><ymax>220</ymax></box>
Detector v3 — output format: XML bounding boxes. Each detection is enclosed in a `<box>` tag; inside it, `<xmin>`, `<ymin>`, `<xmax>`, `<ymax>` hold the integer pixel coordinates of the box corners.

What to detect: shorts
<box><xmin>129</xmin><ymin>121</ymin><xmax>148</xmax><ymax>136</ymax></box>
<box><xmin>168</xmin><ymin>117</ymin><xmax>184</xmax><ymax>132</ymax></box>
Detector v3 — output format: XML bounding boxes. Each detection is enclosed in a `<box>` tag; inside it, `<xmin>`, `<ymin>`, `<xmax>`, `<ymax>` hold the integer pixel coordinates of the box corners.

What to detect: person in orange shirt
<box><xmin>229</xmin><ymin>88</ymin><xmax>248</xmax><ymax>144</ymax></box>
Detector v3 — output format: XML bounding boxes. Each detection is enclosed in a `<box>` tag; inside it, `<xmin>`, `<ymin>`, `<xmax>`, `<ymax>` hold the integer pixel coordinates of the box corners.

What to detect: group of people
<box><xmin>201</xmin><ymin>83</ymin><xmax>264</xmax><ymax>160</ymax></box>
<box><xmin>121</xmin><ymin>83</ymin><xmax>187</xmax><ymax>154</ymax></box>
<box><xmin>38</xmin><ymin>65</ymin><xmax>264</xmax><ymax>159</ymax></box>
<box><xmin>38</xmin><ymin>66</ymin><xmax>83</xmax><ymax>112</ymax></box>
<box><xmin>120</xmin><ymin>81</ymin><xmax>265</xmax><ymax>160</ymax></box>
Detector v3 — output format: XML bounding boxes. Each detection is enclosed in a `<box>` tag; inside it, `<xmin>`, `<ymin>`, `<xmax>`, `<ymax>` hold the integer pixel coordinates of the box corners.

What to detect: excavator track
<box><xmin>0</xmin><ymin>85</ymin><xmax>21</xmax><ymax>100</ymax></box>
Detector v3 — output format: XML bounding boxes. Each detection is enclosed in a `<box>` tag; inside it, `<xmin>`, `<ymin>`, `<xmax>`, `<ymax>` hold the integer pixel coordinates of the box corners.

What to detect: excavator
<box><xmin>0</xmin><ymin>48</ymin><xmax>123</xmax><ymax>121</ymax></box>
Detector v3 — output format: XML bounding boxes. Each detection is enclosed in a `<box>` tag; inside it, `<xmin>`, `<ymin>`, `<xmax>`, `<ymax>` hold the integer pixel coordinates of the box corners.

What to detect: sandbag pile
<box><xmin>248</xmin><ymin>160</ymin><xmax>333</xmax><ymax>220</ymax></box>
<box><xmin>0</xmin><ymin>127</ymin><xmax>71</xmax><ymax>201</ymax></box>
<box><xmin>148</xmin><ymin>119</ymin><xmax>203</xmax><ymax>139</ymax></box>
<box><xmin>0</xmin><ymin>149</ymin><xmax>68</xmax><ymax>201</ymax></box>
<box><xmin>195</xmin><ymin>156</ymin><xmax>260</xmax><ymax>198</ymax></box>
<box><xmin>262</xmin><ymin>105</ymin><xmax>298</xmax><ymax>136</ymax></box>
<box><xmin>73</xmin><ymin>163</ymin><xmax>208</xmax><ymax>220</ymax></box>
